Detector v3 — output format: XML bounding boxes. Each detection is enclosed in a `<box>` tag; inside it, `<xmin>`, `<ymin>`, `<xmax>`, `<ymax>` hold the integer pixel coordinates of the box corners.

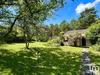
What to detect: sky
<box><xmin>44</xmin><ymin>0</ymin><xmax>100</xmax><ymax>25</ymax></box>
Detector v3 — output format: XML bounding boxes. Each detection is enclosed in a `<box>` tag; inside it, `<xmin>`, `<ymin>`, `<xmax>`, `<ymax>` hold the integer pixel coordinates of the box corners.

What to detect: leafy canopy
<box><xmin>78</xmin><ymin>7</ymin><xmax>98</xmax><ymax>29</ymax></box>
<box><xmin>85</xmin><ymin>19</ymin><xmax>100</xmax><ymax>44</ymax></box>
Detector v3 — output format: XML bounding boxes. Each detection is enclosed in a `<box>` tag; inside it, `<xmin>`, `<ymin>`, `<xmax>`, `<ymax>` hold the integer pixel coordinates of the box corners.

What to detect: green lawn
<box><xmin>0</xmin><ymin>42</ymin><xmax>82</xmax><ymax>75</ymax></box>
<box><xmin>88</xmin><ymin>47</ymin><xmax>100</xmax><ymax>71</ymax></box>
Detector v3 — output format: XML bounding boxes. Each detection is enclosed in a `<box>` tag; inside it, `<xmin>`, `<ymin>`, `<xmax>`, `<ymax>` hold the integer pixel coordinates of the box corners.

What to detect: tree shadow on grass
<box><xmin>0</xmin><ymin>47</ymin><xmax>81</xmax><ymax>75</ymax></box>
<box><xmin>34</xmin><ymin>47</ymin><xmax>81</xmax><ymax>75</ymax></box>
<box><xmin>0</xmin><ymin>49</ymin><xmax>37</xmax><ymax>75</ymax></box>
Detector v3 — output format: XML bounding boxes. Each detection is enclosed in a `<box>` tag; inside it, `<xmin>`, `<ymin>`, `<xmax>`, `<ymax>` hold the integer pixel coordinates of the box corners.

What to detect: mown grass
<box><xmin>88</xmin><ymin>46</ymin><xmax>100</xmax><ymax>72</ymax></box>
<box><xmin>0</xmin><ymin>42</ymin><xmax>82</xmax><ymax>75</ymax></box>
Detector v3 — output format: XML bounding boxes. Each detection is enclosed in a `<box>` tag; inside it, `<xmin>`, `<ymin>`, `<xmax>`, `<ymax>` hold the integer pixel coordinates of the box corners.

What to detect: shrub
<box><xmin>85</xmin><ymin>23</ymin><xmax>100</xmax><ymax>45</ymax></box>
<box><xmin>45</xmin><ymin>37</ymin><xmax>61</xmax><ymax>47</ymax></box>
<box><xmin>91</xmin><ymin>44</ymin><xmax>100</xmax><ymax>51</ymax></box>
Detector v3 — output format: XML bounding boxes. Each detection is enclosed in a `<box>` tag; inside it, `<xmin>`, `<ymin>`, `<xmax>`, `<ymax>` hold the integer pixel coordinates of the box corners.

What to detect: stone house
<box><xmin>63</xmin><ymin>29</ymin><xmax>91</xmax><ymax>46</ymax></box>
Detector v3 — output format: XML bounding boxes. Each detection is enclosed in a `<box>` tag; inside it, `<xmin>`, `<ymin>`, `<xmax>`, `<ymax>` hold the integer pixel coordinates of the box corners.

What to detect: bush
<box><xmin>85</xmin><ymin>23</ymin><xmax>100</xmax><ymax>45</ymax></box>
<box><xmin>0</xmin><ymin>40</ymin><xmax>6</xmax><ymax>46</ymax></box>
<box><xmin>97</xmin><ymin>37</ymin><xmax>100</xmax><ymax>45</ymax></box>
<box><xmin>91</xmin><ymin>44</ymin><xmax>100</xmax><ymax>51</ymax></box>
<box><xmin>45</xmin><ymin>37</ymin><xmax>61</xmax><ymax>47</ymax></box>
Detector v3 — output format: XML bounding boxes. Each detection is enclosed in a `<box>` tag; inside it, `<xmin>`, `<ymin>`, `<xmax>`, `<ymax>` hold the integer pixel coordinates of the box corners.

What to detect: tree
<box><xmin>0</xmin><ymin>0</ymin><xmax>68</xmax><ymax>37</ymax></box>
<box><xmin>18</xmin><ymin>18</ymin><xmax>38</xmax><ymax>49</ymax></box>
<box><xmin>69</xmin><ymin>18</ymin><xmax>78</xmax><ymax>30</ymax></box>
<box><xmin>54</xmin><ymin>24</ymin><xmax>60</xmax><ymax>36</ymax></box>
<box><xmin>0</xmin><ymin>25</ymin><xmax>7</xmax><ymax>43</ymax></box>
<box><xmin>78</xmin><ymin>7</ymin><xmax>98</xmax><ymax>29</ymax></box>
<box><xmin>49</xmin><ymin>24</ymin><xmax>54</xmax><ymax>39</ymax></box>
<box><xmin>59</xmin><ymin>20</ymin><xmax>70</xmax><ymax>32</ymax></box>
<box><xmin>0</xmin><ymin>0</ymin><xmax>71</xmax><ymax>49</ymax></box>
<box><xmin>95</xmin><ymin>18</ymin><xmax>100</xmax><ymax>24</ymax></box>
<box><xmin>34</xmin><ymin>24</ymin><xmax>50</xmax><ymax>42</ymax></box>
<box><xmin>85</xmin><ymin>22</ymin><xmax>100</xmax><ymax>45</ymax></box>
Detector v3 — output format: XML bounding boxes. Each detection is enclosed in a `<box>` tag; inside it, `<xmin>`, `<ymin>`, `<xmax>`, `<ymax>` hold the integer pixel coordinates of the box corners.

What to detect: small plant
<box><xmin>91</xmin><ymin>44</ymin><xmax>100</xmax><ymax>51</ymax></box>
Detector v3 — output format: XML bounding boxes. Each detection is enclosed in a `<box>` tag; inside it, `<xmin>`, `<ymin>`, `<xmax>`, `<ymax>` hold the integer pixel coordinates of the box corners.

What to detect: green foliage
<box><xmin>97</xmin><ymin>37</ymin><xmax>100</xmax><ymax>45</ymax></box>
<box><xmin>77</xmin><ymin>7</ymin><xmax>98</xmax><ymax>29</ymax></box>
<box><xmin>0</xmin><ymin>0</ymin><xmax>67</xmax><ymax>32</ymax></box>
<box><xmin>45</xmin><ymin>37</ymin><xmax>61</xmax><ymax>47</ymax></box>
<box><xmin>59</xmin><ymin>31</ymin><xmax>64</xmax><ymax>38</ymax></box>
<box><xmin>91</xmin><ymin>44</ymin><xmax>100</xmax><ymax>51</ymax></box>
<box><xmin>49</xmin><ymin>24</ymin><xmax>54</xmax><ymax>38</ymax></box>
<box><xmin>32</xmin><ymin>24</ymin><xmax>50</xmax><ymax>42</ymax></box>
<box><xmin>0</xmin><ymin>0</ymin><xmax>68</xmax><ymax>48</ymax></box>
<box><xmin>85</xmin><ymin>22</ymin><xmax>100</xmax><ymax>44</ymax></box>
<box><xmin>59</xmin><ymin>20</ymin><xmax>70</xmax><ymax>32</ymax></box>
<box><xmin>88</xmin><ymin>46</ymin><xmax>100</xmax><ymax>72</ymax></box>
<box><xmin>0</xmin><ymin>25</ymin><xmax>25</xmax><ymax>43</ymax></box>
<box><xmin>0</xmin><ymin>25</ymin><xmax>7</xmax><ymax>36</ymax></box>
<box><xmin>54</xmin><ymin>24</ymin><xmax>60</xmax><ymax>36</ymax></box>
<box><xmin>69</xmin><ymin>18</ymin><xmax>78</xmax><ymax>30</ymax></box>
<box><xmin>59</xmin><ymin>31</ymin><xmax>64</xmax><ymax>35</ymax></box>
<box><xmin>64</xmin><ymin>32</ymin><xmax>82</xmax><ymax>44</ymax></box>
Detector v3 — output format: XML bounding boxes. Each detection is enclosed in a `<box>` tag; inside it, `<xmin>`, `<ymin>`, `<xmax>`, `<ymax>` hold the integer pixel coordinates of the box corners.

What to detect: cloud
<box><xmin>75</xmin><ymin>0</ymin><xmax>100</xmax><ymax>14</ymax></box>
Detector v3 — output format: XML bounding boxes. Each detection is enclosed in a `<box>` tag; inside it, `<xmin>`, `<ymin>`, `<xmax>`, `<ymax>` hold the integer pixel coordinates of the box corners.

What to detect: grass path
<box><xmin>0</xmin><ymin>42</ymin><xmax>82</xmax><ymax>75</ymax></box>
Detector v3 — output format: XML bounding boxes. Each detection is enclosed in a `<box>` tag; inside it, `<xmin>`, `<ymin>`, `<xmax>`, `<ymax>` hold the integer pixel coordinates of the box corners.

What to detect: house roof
<box><xmin>64</xmin><ymin>29</ymin><xmax>88</xmax><ymax>35</ymax></box>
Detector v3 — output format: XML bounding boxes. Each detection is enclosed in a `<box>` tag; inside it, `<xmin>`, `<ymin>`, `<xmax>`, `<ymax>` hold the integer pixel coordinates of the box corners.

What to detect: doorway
<box><xmin>82</xmin><ymin>38</ymin><xmax>86</xmax><ymax>46</ymax></box>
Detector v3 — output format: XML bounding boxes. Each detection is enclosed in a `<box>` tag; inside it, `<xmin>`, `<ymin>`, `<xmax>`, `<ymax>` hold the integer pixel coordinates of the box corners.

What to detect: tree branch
<box><xmin>0</xmin><ymin>3</ymin><xmax>22</xmax><ymax>6</ymax></box>
<box><xmin>24</xmin><ymin>0</ymin><xmax>33</xmax><ymax>16</ymax></box>
<box><xmin>0</xmin><ymin>16</ymin><xmax>15</xmax><ymax>18</ymax></box>
<box><xmin>4</xmin><ymin>14</ymin><xmax>20</xmax><ymax>37</ymax></box>
<box><xmin>24</xmin><ymin>0</ymin><xmax>46</xmax><ymax>16</ymax></box>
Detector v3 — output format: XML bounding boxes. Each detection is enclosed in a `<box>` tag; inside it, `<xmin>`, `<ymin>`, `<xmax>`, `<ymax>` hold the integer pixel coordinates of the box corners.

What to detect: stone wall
<box><xmin>63</xmin><ymin>39</ymin><xmax>91</xmax><ymax>46</ymax></box>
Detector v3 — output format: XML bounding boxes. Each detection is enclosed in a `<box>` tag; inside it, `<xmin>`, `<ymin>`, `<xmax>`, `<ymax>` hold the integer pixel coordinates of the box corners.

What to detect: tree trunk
<box><xmin>26</xmin><ymin>41</ymin><xmax>29</xmax><ymax>49</ymax></box>
<box><xmin>24</xmin><ymin>32</ymin><xmax>29</xmax><ymax>49</ymax></box>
